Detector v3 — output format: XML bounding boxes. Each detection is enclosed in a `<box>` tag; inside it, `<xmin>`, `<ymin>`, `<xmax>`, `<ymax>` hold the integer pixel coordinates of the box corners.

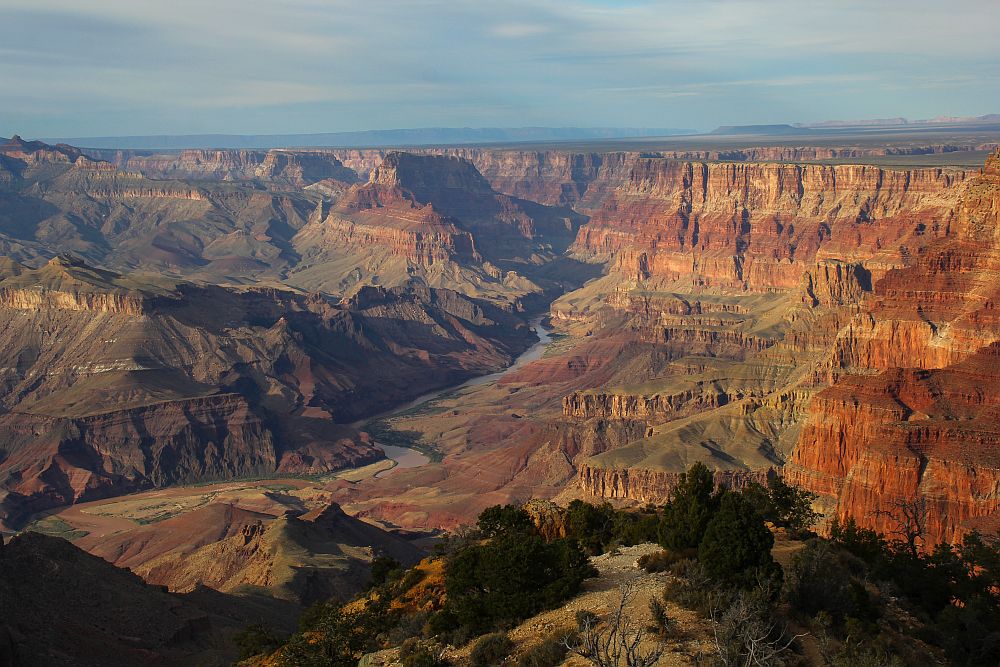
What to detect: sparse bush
<box><xmin>516</xmin><ymin>630</ymin><xmax>574</xmax><ymax>667</ymax></box>
<box><xmin>707</xmin><ymin>584</ymin><xmax>800</xmax><ymax>667</ymax></box>
<box><xmin>470</xmin><ymin>632</ymin><xmax>513</xmax><ymax>667</ymax></box>
<box><xmin>664</xmin><ymin>559</ymin><xmax>717</xmax><ymax>616</ymax></box>
<box><xmin>637</xmin><ymin>549</ymin><xmax>683</xmax><ymax>573</ymax></box>
<box><xmin>398</xmin><ymin>637</ymin><xmax>448</xmax><ymax>667</ymax></box>
<box><xmin>648</xmin><ymin>596</ymin><xmax>671</xmax><ymax>638</ymax></box>
<box><xmin>566</xmin><ymin>580</ymin><xmax>665</xmax><ymax>667</ymax></box>
<box><xmin>575</xmin><ymin>609</ymin><xmax>598</xmax><ymax>632</ymax></box>
<box><xmin>401</xmin><ymin>651</ymin><xmax>439</xmax><ymax>667</ymax></box>
<box><xmin>813</xmin><ymin>613</ymin><xmax>904</xmax><ymax>667</ymax></box>
<box><xmin>431</xmin><ymin>524</ymin><xmax>480</xmax><ymax>557</ymax></box>
<box><xmin>386</xmin><ymin>609</ymin><xmax>433</xmax><ymax>646</ymax></box>
<box><xmin>397</xmin><ymin>637</ymin><xmax>421</xmax><ymax>658</ymax></box>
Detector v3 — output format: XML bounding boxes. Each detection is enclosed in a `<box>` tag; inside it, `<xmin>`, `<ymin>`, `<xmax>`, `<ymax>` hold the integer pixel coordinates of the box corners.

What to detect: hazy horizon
<box><xmin>2</xmin><ymin>0</ymin><xmax>999</xmax><ymax>138</ymax></box>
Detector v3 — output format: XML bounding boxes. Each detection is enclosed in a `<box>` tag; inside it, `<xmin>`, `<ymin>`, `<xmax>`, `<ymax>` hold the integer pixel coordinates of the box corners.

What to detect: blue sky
<box><xmin>2</xmin><ymin>0</ymin><xmax>999</xmax><ymax>137</ymax></box>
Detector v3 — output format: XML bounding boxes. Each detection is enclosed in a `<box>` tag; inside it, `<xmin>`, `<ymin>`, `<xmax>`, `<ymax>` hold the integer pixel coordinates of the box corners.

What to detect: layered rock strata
<box><xmin>786</xmin><ymin>149</ymin><xmax>1000</xmax><ymax>544</ymax></box>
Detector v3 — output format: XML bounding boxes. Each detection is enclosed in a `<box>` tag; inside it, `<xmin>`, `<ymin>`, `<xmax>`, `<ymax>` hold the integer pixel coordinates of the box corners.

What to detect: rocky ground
<box><xmin>362</xmin><ymin>543</ymin><xmax>717</xmax><ymax>666</ymax></box>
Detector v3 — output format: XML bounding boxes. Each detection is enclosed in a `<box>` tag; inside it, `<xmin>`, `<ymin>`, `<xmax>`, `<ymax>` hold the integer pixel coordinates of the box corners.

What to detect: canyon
<box><xmin>2</xmin><ymin>132</ymin><xmax>999</xmax><ymax>608</ymax></box>
<box><xmin>0</xmin><ymin>253</ymin><xmax>536</xmax><ymax>529</ymax></box>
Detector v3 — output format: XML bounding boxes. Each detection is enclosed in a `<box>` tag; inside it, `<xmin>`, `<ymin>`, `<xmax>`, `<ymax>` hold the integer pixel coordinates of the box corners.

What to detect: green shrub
<box><xmin>470</xmin><ymin>632</ymin><xmax>513</xmax><ymax>667</ymax></box>
<box><xmin>478</xmin><ymin>504</ymin><xmax>534</xmax><ymax>538</ymax></box>
<box><xmin>829</xmin><ymin>517</ymin><xmax>886</xmax><ymax>564</ymax></box>
<box><xmin>658</xmin><ymin>462</ymin><xmax>719</xmax><ymax>551</ymax></box>
<box><xmin>698</xmin><ymin>493</ymin><xmax>778</xmax><ymax>588</ymax></box>
<box><xmin>784</xmin><ymin>540</ymin><xmax>879</xmax><ymax>628</ymax></box>
<box><xmin>277</xmin><ymin>597</ymin><xmax>393</xmax><ymax>667</ymax></box>
<box><xmin>443</xmin><ymin>532</ymin><xmax>595</xmax><ymax>636</ymax></box>
<box><xmin>565</xmin><ymin>500</ymin><xmax>615</xmax><ymax>554</ymax></box>
<box><xmin>368</xmin><ymin>555</ymin><xmax>403</xmax><ymax>590</ymax></box>
<box><xmin>612</xmin><ymin>508</ymin><xmax>661</xmax><ymax>546</ymax></box>
<box><xmin>743</xmin><ymin>476</ymin><xmax>819</xmax><ymax>534</ymax></box>
<box><xmin>560</xmin><ymin>500</ymin><xmax>662</xmax><ymax>555</ymax></box>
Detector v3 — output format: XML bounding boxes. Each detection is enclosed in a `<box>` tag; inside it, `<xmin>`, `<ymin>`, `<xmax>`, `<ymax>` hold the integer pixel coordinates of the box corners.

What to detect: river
<box><xmin>370</xmin><ymin>315</ymin><xmax>553</xmax><ymax>477</ymax></box>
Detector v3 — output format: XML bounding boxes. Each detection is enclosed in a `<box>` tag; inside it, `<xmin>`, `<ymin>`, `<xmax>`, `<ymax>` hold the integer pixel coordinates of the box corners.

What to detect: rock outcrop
<box><xmin>287</xmin><ymin>152</ymin><xmax>585</xmax><ymax>302</ymax></box>
<box><xmin>85</xmin><ymin>502</ymin><xmax>423</xmax><ymax>606</ymax></box>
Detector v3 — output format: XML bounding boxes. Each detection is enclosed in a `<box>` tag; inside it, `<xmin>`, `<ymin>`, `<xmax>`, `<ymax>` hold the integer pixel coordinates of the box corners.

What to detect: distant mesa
<box><xmin>797</xmin><ymin>113</ymin><xmax>1000</xmax><ymax>128</ymax></box>
<box><xmin>709</xmin><ymin>124</ymin><xmax>808</xmax><ymax>136</ymax></box>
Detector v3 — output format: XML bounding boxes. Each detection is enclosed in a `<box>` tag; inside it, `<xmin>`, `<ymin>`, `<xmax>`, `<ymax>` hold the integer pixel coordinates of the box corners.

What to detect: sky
<box><xmin>2</xmin><ymin>0</ymin><xmax>999</xmax><ymax>138</ymax></box>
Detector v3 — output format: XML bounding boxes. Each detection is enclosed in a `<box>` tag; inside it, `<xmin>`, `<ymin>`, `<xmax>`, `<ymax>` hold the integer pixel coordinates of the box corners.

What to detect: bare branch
<box><xmin>565</xmin><ymin>579</ymin><xmax>666</xmax><ymax>667</ymax></box>
<box><xmin>872</xmin><ymin>496</ymin><xmax>929</xmax><ymax>556</ymax></box>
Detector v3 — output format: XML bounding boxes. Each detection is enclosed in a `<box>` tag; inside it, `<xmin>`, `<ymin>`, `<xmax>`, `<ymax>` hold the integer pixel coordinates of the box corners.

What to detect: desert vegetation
<box><xmin>233</xmin><ymin>463</ymin><xmax>1000</xmax><ymax>666</ymax></box>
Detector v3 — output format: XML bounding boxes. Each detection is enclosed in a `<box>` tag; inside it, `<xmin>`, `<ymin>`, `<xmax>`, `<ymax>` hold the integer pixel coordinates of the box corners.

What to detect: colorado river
<box><xmin>370</xmin><ymin>315</ymin><xmax>553</xmax><ymax>477</ymax></box>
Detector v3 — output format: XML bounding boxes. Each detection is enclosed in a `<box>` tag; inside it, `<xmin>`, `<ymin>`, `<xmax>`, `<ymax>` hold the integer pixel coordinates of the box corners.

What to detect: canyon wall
<box><xmin>0</xmin><ymin>286</ymin><xmax>149</xmax><ymax>315</ymax></box>
<box><xmin>0</xmin><ymin>393</ymin><xmax>284</xmax><ymax>523</ymax></box>
<box><xmin>573</xmin><ymin>160</ymin><xmax>967</xmax><ymax>291</ymax></box>
<box><xmin>577</xmin><ymin>463</ymin><xmax>774</xmax><ymax>504</ymax></box>
<box><xmin>786</xmin><ymin>149</ymin><xmax>1000</xmax><ymax>545</ymax></box>
<box><xmin>95</xmin><ymin>148</ymin><xmax>359</xmax><ymax>186</ymax></box>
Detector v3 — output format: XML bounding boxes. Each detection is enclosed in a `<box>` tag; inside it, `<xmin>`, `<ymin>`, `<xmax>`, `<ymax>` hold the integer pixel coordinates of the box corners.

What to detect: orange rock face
<box><xmin>787</xmin><ymin>149</ymin><xmax>1000</xmax><ymax>545</ymax></box>
<box><xmin>574</xmin><ymin>160</ymin><xmax>967</xmax><ymax>291</ymax></box>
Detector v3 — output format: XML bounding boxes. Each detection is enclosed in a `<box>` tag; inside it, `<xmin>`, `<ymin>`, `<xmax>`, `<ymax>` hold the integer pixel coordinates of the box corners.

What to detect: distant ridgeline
<box><xmin>40</xmin><ymin>126</ymin><xmax>697</xmax><ymax>150</ymax></box>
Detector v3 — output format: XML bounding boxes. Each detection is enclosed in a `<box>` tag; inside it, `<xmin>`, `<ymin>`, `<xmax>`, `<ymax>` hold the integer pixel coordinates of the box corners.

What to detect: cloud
<box><xmin>1</xmin><ymin>0</ymin><xmax>998</xmax><ymax>136</ymax></box>
<box><xmin>490</xmin><ymin>22</ymin><xmax>551</xmax><ymax>38</ymax></box>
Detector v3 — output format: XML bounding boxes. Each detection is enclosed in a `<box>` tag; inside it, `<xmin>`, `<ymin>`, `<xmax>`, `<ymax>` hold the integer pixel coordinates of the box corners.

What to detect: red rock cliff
<box><xmin>573</xmin><ymin>160</ymin><xmax>967</xmax><ymax>291</ymax></box>
<box><xmin>786</xmin><ymin>149</ymin><xmax>1000</xmax><ymax>545</ymax></box>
